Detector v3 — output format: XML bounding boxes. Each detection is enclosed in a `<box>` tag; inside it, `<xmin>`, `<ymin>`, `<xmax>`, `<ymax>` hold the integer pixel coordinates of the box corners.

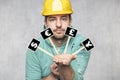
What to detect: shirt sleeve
<box><xmin>71</xmin><ymin>34</ymin><xmax>91</xmax><ymax>80</ymax></box>
<box><xmin>25</xmin><ymin>49</ymin><xmax>41</xmax><ymax>80</ymax></box>
<box><xmin>76</xmin><ymin>50</ymin><xmax>91</xmax><ymax>80</ymax></box>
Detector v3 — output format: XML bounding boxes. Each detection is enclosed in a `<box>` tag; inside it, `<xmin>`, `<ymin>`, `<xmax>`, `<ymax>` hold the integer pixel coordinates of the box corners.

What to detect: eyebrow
<box><xmin>48</xmin><ymin>17</ymin><xmax>56</xmax><ymax>19</ymax></box>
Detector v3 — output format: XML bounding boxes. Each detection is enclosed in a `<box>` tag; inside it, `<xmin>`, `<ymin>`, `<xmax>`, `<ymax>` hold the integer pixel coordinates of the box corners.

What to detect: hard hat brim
<box><xmin>41</xmin><ymin>10</ymin><xmax>73</xmax><ymax>16</ymax></box>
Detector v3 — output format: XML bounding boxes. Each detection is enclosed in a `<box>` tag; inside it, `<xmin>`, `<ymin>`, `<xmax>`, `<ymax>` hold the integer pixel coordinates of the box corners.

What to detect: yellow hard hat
<box><xmin>41</xmin><ymin>0</ymin><xmax>73</xmax><ymax>16</ymax></box>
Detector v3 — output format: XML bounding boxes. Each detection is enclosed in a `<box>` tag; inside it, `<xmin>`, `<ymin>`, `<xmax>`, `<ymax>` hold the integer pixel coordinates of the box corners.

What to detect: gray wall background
<box><xmin>0</xmin><ymin>0</ymin><xmax>120</xmax><ymax>80</ymax></box>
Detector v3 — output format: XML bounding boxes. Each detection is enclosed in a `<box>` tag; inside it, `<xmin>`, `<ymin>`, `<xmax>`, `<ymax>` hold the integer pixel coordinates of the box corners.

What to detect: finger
<box><xmin>51</xmin><ymin>63</ymin><xmax>57</xmax><ymax>70</ymax></box>
<box><xmin>71</xmin><ymin>54</ymin><xmax>77</xmax><ymax>60</ymax></box>
<box><xmin>53</xmin><ymin>55</ymin><xmax>63</xmax><ymax>64</ymax></box>
<box><xmin>53</xmin><ymin>57</ymin><xmax>59</xmax><ymax>63</ymax></box>
<box><xmin>63</xmin><ymin>60</ymin><xmax>68</xmax><ymax>65</ymax></box>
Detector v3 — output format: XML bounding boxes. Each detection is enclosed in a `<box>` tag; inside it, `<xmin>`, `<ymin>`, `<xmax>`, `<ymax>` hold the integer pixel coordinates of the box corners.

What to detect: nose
<box><xmin>56</xmin><ymin>19</ymin><xmax>62</xmax><ymax>28</ymax></box>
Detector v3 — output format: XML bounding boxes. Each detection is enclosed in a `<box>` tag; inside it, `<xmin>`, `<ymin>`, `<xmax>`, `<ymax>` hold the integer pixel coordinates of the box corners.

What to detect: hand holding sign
<box><xmin>63</xmin><ymin>27</ymin><xmax>77</xmax><ymax>53</ymax></box>
<box><xmin>72</xmin><ymin>38</ymin><xmax>94</xmax><ymax>55</ymax></box>
<box><xmin>28</xmin><ymin>38</ymin><xmax>54</xmax><ymax>57</ymax></box>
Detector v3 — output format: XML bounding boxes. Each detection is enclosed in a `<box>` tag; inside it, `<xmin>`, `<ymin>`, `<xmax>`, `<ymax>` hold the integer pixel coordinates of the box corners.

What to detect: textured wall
<box><xmin>0</xmin><ymin>0</ymin><xmax>120</xmax><ymax>80</ymax></box>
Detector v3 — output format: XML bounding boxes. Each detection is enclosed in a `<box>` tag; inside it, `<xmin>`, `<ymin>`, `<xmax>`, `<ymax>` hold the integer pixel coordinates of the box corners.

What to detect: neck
<box><xmin>51</xmin><ymin>36</ymin><xmax>68</xmax><ymax>47</ymax></box>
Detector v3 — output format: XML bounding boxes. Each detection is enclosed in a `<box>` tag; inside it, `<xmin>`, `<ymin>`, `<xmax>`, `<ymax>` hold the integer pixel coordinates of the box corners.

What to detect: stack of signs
<box><xmin>28</xmin><ymin>27</ymin><xmax>94</xmax><ymax>55</ymax></box>
<box><xmin>82</xmin><ymin>38</ymin><xmax>94</xmax><ymax>51</ymax></box>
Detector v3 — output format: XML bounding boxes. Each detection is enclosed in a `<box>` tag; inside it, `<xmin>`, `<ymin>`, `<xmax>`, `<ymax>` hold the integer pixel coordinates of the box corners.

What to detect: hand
<box><xmin>53</xmin><ymin>54</ymin><xmax>76</xmax><ymax>80</ymax></box>
<box><xmin>53</xmin><ymin>54</ymin><xmax>77</xmax><ymax>66</ymax></box>
<box><xmin>42</xmin><ymin>63</ymin><xmax>60</xmax><ymax>80</ymax></box>
<box><xmin>50</xmin><ymin>63</ymin><xmax>60</xmax><ymax>78</ymax></box>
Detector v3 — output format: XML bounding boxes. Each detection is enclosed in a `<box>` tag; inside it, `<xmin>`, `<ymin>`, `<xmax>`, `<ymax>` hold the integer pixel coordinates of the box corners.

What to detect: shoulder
<box><xmin>37</xmin><ymin>36</ymin><xmax>45</xmax><ymax>43</ymax></box>
<box><xmin>37</xmin><ymin>36</ymin><xmax>49</xmax><ymax>47</ymax></box>
<box><xmin>71</xmin><ymin>34</ymin><xmax>86</xmax><ymax>45</ymax></box>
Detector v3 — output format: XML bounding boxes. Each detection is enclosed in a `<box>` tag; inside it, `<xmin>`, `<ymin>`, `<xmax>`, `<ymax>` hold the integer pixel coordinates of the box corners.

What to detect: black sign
<box><xmin>28</xmin><ymin>38</ymin><xmax>40</xmax><ymax>51</ymax></box>
<box><xmin>65</xmin><ymin>27</ymin><xmax>77</xmax><ymax>37</ymax></box>
<box><xmin>82</xmin><ymin>38</ymin><xmax>94</xmax><ymax>51</ymax></box>
<box><xmin>40</xmin><ymin>28</ymin><xmax>53</xmax><ymax>39</ymax></box>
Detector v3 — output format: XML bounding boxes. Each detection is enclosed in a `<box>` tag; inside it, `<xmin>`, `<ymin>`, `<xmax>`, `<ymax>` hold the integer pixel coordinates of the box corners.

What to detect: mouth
<box><xmin>54</xmin><ymin>29</ymin><xmax>64</xmax><ymax>34</ymax></box>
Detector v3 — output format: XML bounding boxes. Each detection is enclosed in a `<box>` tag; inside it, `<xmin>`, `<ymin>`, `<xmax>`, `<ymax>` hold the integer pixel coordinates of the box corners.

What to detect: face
<box><xmin>45</xmin><ymin>14</ymin><xmax>71</xmax><ymax>39</ymax></box>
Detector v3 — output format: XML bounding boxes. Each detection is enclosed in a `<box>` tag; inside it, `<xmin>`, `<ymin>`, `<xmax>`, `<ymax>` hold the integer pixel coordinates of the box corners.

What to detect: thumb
<box><xmin>71</xmin><ymin>54</ymin><xmax>77</xmax><ymax>60</ymax></box>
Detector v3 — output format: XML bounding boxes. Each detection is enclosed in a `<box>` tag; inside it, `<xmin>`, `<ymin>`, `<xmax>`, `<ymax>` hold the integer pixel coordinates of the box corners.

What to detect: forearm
<box><xmin>58</xmin><ymin>65</ymin><xmax>74</xmax><ymax>80</ymax></box>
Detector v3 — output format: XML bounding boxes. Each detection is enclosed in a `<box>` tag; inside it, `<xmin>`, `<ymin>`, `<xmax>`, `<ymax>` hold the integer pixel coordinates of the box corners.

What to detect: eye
<box><xmin>61</xmin><ymin>17</ymin><xmax>68</xmax><ymax>21</ymax></box>
<box><xmin>49</xmin><ymin>18</ymin><xmax>56</xmax><ymax>22</ymax></box>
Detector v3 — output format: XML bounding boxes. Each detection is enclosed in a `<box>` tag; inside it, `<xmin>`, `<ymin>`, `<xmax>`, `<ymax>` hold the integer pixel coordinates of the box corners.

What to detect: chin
<box><xmin>52</xmin><ymin>35</ymin><xmax>66</xmax><ymax>40</ymax></box>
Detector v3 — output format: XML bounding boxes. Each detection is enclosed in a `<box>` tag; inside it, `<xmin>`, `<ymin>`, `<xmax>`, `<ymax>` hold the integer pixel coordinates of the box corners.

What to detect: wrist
<box><xmin>51</xmin><ymin>72</ymin><xmax>60</xmax><ymax>80</ymax></box>
<box><xmin>58</xmin><ymin>65</ymin><xmax>75</xmax><ymax>80</ymax></box>
<box><xmin>42</xmin><ymin>73</ymin><xmax>58</xmax><ymax>80</ymax></box>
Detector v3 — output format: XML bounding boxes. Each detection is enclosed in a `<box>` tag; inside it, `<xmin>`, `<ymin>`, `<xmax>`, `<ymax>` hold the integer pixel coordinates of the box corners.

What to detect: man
<box><xmin>26</xmin><ymin>0</ymin><xmax>91</xmax><ymax>80</ymax></box>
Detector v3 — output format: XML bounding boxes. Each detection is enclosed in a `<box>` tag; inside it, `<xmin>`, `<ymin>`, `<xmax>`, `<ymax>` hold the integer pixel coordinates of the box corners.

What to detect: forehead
<box><xmin>47</xmin><ymin>14</ymin><xmax>69</xmax><ymax>18</ymax></box>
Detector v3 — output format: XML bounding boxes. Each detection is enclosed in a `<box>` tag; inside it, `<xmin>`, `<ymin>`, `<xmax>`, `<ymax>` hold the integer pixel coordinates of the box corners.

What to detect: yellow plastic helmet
<box><xmin>41</xmin><ymin>0</ymin><xmax>73</xmax><ymax>16</ymax></box>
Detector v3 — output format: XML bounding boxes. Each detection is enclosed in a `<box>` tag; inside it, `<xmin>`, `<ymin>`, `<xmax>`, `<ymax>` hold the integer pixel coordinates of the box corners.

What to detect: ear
<box><xmin>44</xmin><ymin>20</ymin><xmax>49</xmax><ymax>29</ymax></box>
<box><xmin>44</xmin><ymin>20</ymin><xmax>47</xmax><ymax>26</ymax></box>
<box><xmin>43</xmin><ymin>25</ymin><xmax>46</xmax><ymax>29</ymax></box>
<box><xmin>44</xmin><ymin>23</ymin><xmax>49</xmax><ymax>29</ymax></box>
<box><xmin>69</xmin><ymin>18</ymin><xmax>72</xmax><ymax>26</ymax></box>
